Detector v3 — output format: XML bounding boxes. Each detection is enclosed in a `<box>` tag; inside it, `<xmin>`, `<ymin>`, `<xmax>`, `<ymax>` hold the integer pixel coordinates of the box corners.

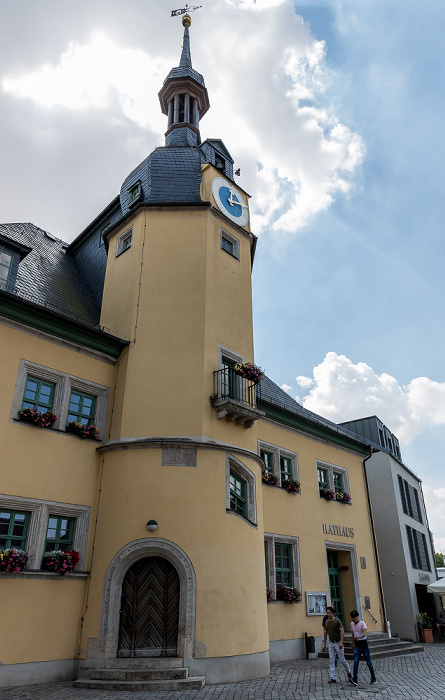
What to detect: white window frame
<box><xmin>128</xmin><ymin>181</ymin><xmax>142</xmax><ymax>207</ymax></box>
<box><xmin>316</xmin><ymin>460</ymin><xmax>350</xmax><ymax>499</ymax></box>
<box><xmin>116</xmin><ymin>227</ymin><xmax>133</xmax><ymax>257</ymax></box>
<box><xmin>258</xmin><ymin>441</ymin><xmax>299</xmax><ymax>487</ymax></box>
<box><xmin>0</xmin><ymin>494</ymin><xmax>90</xmax><ymax>571</ymax></box>
<box><xmin>220</xmin><ymin>228</ymin><xmax>239</xmax><ymax>260</ymax></box>
<box><xmin>264</xmin><ymin>532</ymin><xmax>301</xmax><ymax>602</ymax></box>
<box><xmin>10</xmin><ymin>359</ymin><xmax>110</xmax><ymax>439</ymax></box>
<box><xmin>226</xmin><ymin>454</ymin><xmax>257</xmax><ymax>526</ymax></box>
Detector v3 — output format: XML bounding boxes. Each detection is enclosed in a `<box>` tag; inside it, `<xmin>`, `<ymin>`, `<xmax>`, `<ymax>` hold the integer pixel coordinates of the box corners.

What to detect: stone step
<box><xmin>343</xmin><ymin>640</ymin><xmax>415</xmax><ymax>652</ymax></box>
<box><xmin>74</xmin><ymin>677</ymin><xmax>206</xmax><ymax>691</ymax></box>
<box><xmin>91</xmin><ymin>667</ymin><xmax>189</xmax><ymax>681</ymax></box>
<box><xmin>105</xmin><ymin>657</ymin><xmax>184</xmax><ymax>669</ymax></box>
<box><xmin>318</xmin><ymin>643</ymin><xmax>423</xmax><ymax>660</ymax></box>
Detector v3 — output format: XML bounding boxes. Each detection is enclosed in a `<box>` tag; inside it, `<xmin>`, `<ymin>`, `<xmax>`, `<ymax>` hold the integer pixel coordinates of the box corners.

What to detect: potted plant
<box><xmin>18</xmin><ymin>407</ymin><xmax>56</xmax><ymax>428</ymax></box>
<box><xmin>262</xmin><ymin>472</ymin><xmax>278</xmax><ymax>486</ymax></box>
<box><xmin>0</xmin><ymin>548</ymin><xmax>28</xmax><ymax>572</ymax></box>
<box><xmin>66</xmin><ymin>421</ymin><xmax>99</xmax><ymax>440</ymax></box>
<box><xmin>276</xmin><ymin>585</ymin><xmax>302</xmax><ymax>603</ymax></box>
<box><xmin>266</xmin><ymin>588</ymin><xmax>274</xmax><ymax>603</ymax></box>
<box><xmin>282</xmin><ymin>479</ymin><xmax>300</xmax><ymax>494</ymax></box>
<box><xmin>41</xmin><ymin>549</ymin><xmax>80</xmax><ymax>575</ymax></box>
<box><xmin>320</xmin><ymin>488</ymin><xmax>335</xmax><ymax>501</ymax></box>
<box><xmin>416</xmin><ymin>613</ymin><xmax>433</xmax><ymax>643</ymax></box>
<box><xmin>234</xmin><ymin>361</ymin><xmax>265</xmax><ymax>384</ymax></box>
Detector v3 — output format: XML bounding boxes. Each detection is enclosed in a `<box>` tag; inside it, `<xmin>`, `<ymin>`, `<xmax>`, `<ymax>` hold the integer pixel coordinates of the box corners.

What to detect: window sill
<box><xmin>267</xmin><ymin>599</ymin><xmax>302</xmax><ymax>605</ymax></box>
<box><xmin>226</xmin><ymin>508</ymin><xmax>257</xmax><ymax>529</ymax></box>
<box><xmin>13</xmin><ymin>418</ymin><xmax>101</xmax><ymax>442</ymax></box>
<box><xmin>0</xmin><ymin>570</ymin><xmax>89</xmax><ymax>580</ymax></box>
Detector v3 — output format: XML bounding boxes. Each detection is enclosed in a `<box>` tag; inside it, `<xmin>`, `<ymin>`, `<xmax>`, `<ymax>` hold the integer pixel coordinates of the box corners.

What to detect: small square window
<box><xmin>317</xmin><ymin>461</ymin><xmax>350</xmax><ymax>502</ymax></box>
<box><xmin>128</xmin><ymin>181</ymin><xmax>142</xmax><ymax>207</ymax></box>
<box><xmin>261</xmin><ymin>450</ymin><xmax>274</xmax><ymax>473</ymax></box>
<box><xmin>280</xmin><ymin>457</ymin><xmax>292</xmax><ymax>482</ymax></box>
<box><xmin>220</xmin><ymin>229</ymin><xmax>239</xmax><ymax>259</ymax></box>
<box><xmin>0</xmin><ymin>509</ymin><xmax>29</xmax><ymax>549</ymax></box>
<box><xmin>44</xmin><ymin>515</ymin><xmax>74</xmax><ymax>552</ymax></box>
<box><xmin>116</xmin><ymin>228</ymin><xmax>133</xmax><ymax>257</ymax></box>
<box><xmin>22</xmin><ymin>376</ymin><xmax>55</xmax><ymax>412</ymax></box>
<box><xmin>67</xmin><ymin>390</ymin><xmax>96</xmax><ymax>426</ymax></box>
<box><xmin>333</xmin><ymin>472</ymin><xmax>344</xmax><ymax>493</ymax></box>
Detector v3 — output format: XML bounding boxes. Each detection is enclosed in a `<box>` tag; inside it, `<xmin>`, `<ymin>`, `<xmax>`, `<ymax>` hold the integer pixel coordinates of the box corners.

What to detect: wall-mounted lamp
<box><xmin>146</xmin><ymin>520</ymin><xmax>158</xmax><ymax>532</ymax></box>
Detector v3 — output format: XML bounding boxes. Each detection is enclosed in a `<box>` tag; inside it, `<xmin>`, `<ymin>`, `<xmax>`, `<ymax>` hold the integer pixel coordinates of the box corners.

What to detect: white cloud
<box><xmin>297</xmin><ymin>352</ymin><xmax>445</xmax><ymax>444</ymax></box>
<box><xmin>280</xmin><ymin>383</ymin><xmax>292</xmax><ymax>394</ymax></box>
<box><xmin>1</xmin><ymin>0</ymin><xmax>365</xmax><ymax>239</ymax></box>
<box><xmin>423</xmin><ymin>486</ymin><xmax>445</xmax><ymax>554</ymax></box>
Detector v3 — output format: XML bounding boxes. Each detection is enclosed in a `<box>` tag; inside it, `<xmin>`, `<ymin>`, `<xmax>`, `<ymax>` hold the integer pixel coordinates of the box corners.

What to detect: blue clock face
<box><xmin>212</xmin><ymin>176</ymin><xmax>249</xmax><ymax>226</ymax></box>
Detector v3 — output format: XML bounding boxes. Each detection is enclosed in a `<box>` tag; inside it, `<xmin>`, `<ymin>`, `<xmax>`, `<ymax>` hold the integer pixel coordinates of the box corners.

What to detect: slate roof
<box><xmin>259</xmin><ymin>375</ymin><xmax>370</xmax><ymax>448</ymax></box>
<box><xmin>0</xmin><ymin>222</ymin><xmax>101</xmax><ymax>327</ymax></box>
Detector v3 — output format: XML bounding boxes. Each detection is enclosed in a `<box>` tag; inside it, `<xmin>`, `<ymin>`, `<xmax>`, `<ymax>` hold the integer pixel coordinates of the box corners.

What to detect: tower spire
<box><xmin>158</xmin><ymin>14</ymin><xmax>210</xmax><ymax>147</ymax></box>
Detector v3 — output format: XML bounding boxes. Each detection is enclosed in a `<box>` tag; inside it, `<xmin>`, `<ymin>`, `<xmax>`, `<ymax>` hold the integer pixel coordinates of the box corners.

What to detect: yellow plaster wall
<box><xmin>80</xmin><ymin>448</ymin><xmax>269</xmax><ymax>659</ymax></box>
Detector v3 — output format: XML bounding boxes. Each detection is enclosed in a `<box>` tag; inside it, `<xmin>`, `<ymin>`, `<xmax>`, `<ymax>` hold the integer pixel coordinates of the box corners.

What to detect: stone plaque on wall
<box><xmin>162</xmin><ymin>447</ymin><xmax>197</xmax><ymax>467</ymax></box>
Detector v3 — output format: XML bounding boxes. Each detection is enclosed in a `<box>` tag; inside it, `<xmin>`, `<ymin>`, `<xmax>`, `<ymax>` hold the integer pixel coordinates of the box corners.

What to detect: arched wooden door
<box><xmin>118</xmin><ymin>556</ymin><xmax>180</xmax><ymax>657</ymax></box>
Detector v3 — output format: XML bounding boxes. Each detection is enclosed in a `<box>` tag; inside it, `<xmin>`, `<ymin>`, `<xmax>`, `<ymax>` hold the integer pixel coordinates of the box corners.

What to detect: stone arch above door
<box><xmin>95</xmin><ymin>538</ymin><xmax>197</xmax><ymax>660</ymax></box>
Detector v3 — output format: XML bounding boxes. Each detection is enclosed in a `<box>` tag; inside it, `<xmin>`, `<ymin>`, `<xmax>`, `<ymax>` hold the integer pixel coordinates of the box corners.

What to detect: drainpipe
<box><xmin>363</xmin><ymin>447</ymin><xmax>388</xmax><ymax>631</ymax></box>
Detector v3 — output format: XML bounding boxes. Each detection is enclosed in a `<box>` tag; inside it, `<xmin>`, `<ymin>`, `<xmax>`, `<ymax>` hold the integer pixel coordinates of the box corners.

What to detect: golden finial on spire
<box><xmin>182</xmin><ymin>13</ymin><xmax>191</xmax><ymax>27</ymax></box>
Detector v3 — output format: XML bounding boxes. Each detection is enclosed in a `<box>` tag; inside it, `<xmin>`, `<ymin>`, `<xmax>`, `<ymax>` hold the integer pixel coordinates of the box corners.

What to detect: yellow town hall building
<box><xmin>0</xmin><ymin>16</ymin><xmax>384</xmax><ymax>689</ymax></box>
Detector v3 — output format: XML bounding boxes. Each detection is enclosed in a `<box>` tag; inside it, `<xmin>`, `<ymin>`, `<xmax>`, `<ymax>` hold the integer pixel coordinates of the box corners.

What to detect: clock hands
<box><xmin>228</xmin><ymin>185</ymin><xmax>248</xmax><ymax>209</ymax></box>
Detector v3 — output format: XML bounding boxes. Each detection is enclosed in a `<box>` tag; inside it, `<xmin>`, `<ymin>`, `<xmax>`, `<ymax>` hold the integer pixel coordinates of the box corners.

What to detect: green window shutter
<box><xmin>229</xmin><ymin>472</ymin><xmax>247</xmax><ymax>517</ymax></box>
<box><xmin>0</xmin><ymin>509</ymin><xmax>29</xmax><ymax>549</ymax></box>
<box><xmin>67</xmin><ymin>390</ymin><xmax>96</xmax><ymax>426</ymax></box>
<box><xmin>261</xmin><ymin>450</ymin><xmax>273</xmax><ymax>473</ymax></box>
<box><xmin>280</xmin><ymin>457</ymin><xmax>292</xmax><ymax>481</ymax></box>
<box><xmin>275</xmin><ymin>543</ymin><xmax>292</xmax><ymax>586</ymax></box>
<box><xmin>22</xmin><ymin>376</ymin><xmax>55</xmax><ymax>412</ymax></box>
<box><xmin>44</xmin><ymin>516</ymin><xmax>74</xmax><ymax>552</ymax></box>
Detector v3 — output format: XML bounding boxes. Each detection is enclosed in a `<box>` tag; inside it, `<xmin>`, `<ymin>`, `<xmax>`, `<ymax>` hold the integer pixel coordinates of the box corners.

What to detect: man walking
<box><xmin>350</xmin><ymin>610</ymin><xmax>377</xmax><ymax>685</ymax></box>
<box><xmin>323</xmin><ymin>606</ymin><xmax>356</xmax><ymax>685</ymax></box>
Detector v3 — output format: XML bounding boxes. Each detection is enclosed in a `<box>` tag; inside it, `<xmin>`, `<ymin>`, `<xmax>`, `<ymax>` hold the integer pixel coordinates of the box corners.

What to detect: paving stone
<box><xmin>1</xmin><ymin>641</ymin><xmax>445</xmax><ymax>700</ymax></box>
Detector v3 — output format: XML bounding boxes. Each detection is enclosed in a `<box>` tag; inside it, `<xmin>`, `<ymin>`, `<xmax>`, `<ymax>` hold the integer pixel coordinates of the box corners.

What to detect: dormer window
<box><xmin>0</xmin><ymin>250</ymin><xmax>13</xmax><ymax>291</ymax></box>
<box><xmin>128</xmin><ymin>181</ymin><xmax>142</xmax><ymax>207</ymax></box>
<box><xmin>116</xmin><ymin>228</ymin><xmax>133</xmax><ymax>257</ymax></box>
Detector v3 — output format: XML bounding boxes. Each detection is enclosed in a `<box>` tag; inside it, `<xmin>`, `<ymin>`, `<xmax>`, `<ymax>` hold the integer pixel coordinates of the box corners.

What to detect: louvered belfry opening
<box><xmin>118</xmin><ymin>557</ymin><xmax>180</xmax><ymax>657</ymax></box>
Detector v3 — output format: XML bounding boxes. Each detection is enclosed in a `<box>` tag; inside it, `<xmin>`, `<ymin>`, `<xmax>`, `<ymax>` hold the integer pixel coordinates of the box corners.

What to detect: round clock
<box><xmin>211</xmin><ymin>176</ymin><xmax>249</xmax><ymax>226</ymax></box>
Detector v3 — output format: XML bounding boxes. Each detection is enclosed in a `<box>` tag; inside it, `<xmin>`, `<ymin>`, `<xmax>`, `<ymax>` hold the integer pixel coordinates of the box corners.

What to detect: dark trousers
<box><xmin>353</xmin><ymin>641</ymin><xmax>375</xmax><ymax>681</ymax></box>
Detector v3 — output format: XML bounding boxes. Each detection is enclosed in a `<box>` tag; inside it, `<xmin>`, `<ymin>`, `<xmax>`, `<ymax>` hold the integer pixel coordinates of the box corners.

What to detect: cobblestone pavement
<box><xmin>1</xmin><ymin>643</ymin><xmax>444</xmax><ymax>700</ymax></box>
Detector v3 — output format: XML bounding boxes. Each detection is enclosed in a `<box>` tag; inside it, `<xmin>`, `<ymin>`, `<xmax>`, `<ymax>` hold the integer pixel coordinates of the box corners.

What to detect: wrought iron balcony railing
<box><xmin>211</xmin><ymin>367</ymin><xmax>264</xmax><ymax>428</ymax></box>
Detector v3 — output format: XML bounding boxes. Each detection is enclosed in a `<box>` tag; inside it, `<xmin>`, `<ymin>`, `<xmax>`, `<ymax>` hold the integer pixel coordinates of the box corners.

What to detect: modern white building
<box><xmin>340</xmin><ymin>415</ymin><xmax>437</xmax><ymax>641</ymax></box>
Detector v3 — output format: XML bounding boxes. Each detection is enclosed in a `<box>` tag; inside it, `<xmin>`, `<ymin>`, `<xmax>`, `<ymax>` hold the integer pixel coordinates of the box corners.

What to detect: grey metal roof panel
<box><xmin>0</xmin><ymin>222</ymin><xmax>101</xmax><ymax>327</ymax></box>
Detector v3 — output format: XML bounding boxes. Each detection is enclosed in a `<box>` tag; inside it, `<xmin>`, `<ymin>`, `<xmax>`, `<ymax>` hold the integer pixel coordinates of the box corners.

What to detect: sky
<box><xmin>1</xmin><ymin>0</ymin><xmax>444</xmax><ymax>549</ymax></box>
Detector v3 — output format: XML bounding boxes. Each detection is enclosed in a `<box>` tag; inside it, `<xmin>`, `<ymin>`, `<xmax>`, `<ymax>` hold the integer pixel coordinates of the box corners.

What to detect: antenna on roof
<box><xmin>171</xmin><ymin>4</ymin><xmax>202</xmax><ymax>17</ymax></box>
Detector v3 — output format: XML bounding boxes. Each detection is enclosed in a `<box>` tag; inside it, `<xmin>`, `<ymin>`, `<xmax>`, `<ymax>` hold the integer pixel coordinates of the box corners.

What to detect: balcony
<box><xmin>211</xmin><ymin>367</ymin><xmax>265</xmax><ymax>428</ymax></box>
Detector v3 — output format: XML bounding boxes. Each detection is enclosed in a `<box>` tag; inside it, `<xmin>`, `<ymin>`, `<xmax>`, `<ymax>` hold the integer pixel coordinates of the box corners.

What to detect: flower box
<box><xmin>320</xmin><ymin>488</ymin><xmax>335</xmax><ymax>501</ymax></box>
<box><xmin>66</xmin><ymin>421</ymin><xmax>99</xmax><ymax>440</ymax></box>
<box><xmin>234</xmin><ymin>362</ymin><xmax>265</xmax><ymax>384</ymax></box>
<box><xmin>282</xmin><ymin>479</ymin><xmax>300</xmax><ymax>494</ymax></box>
<box><xmin>276</xmin><ymin>585</ymin><xmax>302</xmax><ymax>603</ymax></box>
<box><xmin>267</xmin><ymin>588</ymin><xmax>274</xmax><ymax>602</ymax></box>
<box><xmin>262</xmin><ymin>473</ymin><xmax>278</xmax><ymax>486</ymax></box>
<box><xmin>0</xmin><ymin>548</ymin><xmax>28</xmax><ymax>572</ymax></box>
<box><xmin>18</xmin><ymin>407</ymin><xmax>56</xmax><ymax>428</ymax></box>
<box><xmin>335</xmin><ymin>491</ymin><xmax>351</xmax><ymax>504</ymax></box>
<box><xmin>41</xmin><ymin>549</ymin><xmax>80</xmax><ymax>575</ymax></box>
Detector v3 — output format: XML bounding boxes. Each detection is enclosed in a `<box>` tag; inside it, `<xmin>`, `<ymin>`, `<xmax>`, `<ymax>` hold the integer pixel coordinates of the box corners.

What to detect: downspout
<box><xmin>363</xmin><ymin>446</ymin><xmax>388</xmax><ymax>631</ymax></box>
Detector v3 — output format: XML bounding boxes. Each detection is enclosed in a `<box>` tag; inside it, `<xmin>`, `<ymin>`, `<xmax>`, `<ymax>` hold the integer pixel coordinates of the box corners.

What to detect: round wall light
<box><xmin>146</xmin><ymin>520</ymin><xmax>158</xmax><ymax>532</ymax></box>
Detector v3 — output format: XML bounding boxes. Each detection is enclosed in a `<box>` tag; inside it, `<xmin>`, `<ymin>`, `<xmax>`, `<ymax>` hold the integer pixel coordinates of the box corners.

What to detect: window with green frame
<box><xmin>229</xmin><ymin>472</ymin><xmax>247</xmax><ymax>517</ymax></box>
<box><xmin>275</xmin><ymin>542</ymin><xmax>292</xmax><ymax>586</ymax></box>
<box><xmin>261</xmin><ymin>450</ymin><xmax>274</xmax><ymax>473</ymax></box>
<box><xmin>0</xmin><ymin>250</ymin><xmax>13</xmax><ymax>290</ymax></box>
<box><xmin>333</xmin><ymin>472</ymin><xmax>344</xmax><ymax>493</ymax></box>
<box><xmin>221</xmin><ymin>357</ymin><xmax>236</xmax><ymax>399</ymax></box>
<box><xmin>0</xmin><ymin>509</ymin><xmax>29</xmax><ymax>549</ymax></box>
<box><xmin>67</xmin><ymin>390</ymin><xmax>96</xmax><ymax>426</ymax></box>
<box><xmin>22</xmin><ymin>376</ymin><xmax>55</xmax><ymax>412</ymax></box>
<box><xmin>317</xmin><ymin>467</ymin><xmax>329</xmax><ymax>492</ymax></box>
<box><xmin>280</xmin><ymin>456</ymin><xmax>292</xmax><ymax>482</ymax></box>
<box><xmin>44</xmin><ymin>516</ymin><xmax>74</xmax><ymax>552</ymax></box>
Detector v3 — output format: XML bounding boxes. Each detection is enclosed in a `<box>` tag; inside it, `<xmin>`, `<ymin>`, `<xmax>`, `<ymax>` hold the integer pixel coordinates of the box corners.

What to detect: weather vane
<box><xmin>171</xmin><ymin>4</ymin><xmax>202</xmax><ymax>17</ymax></box>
